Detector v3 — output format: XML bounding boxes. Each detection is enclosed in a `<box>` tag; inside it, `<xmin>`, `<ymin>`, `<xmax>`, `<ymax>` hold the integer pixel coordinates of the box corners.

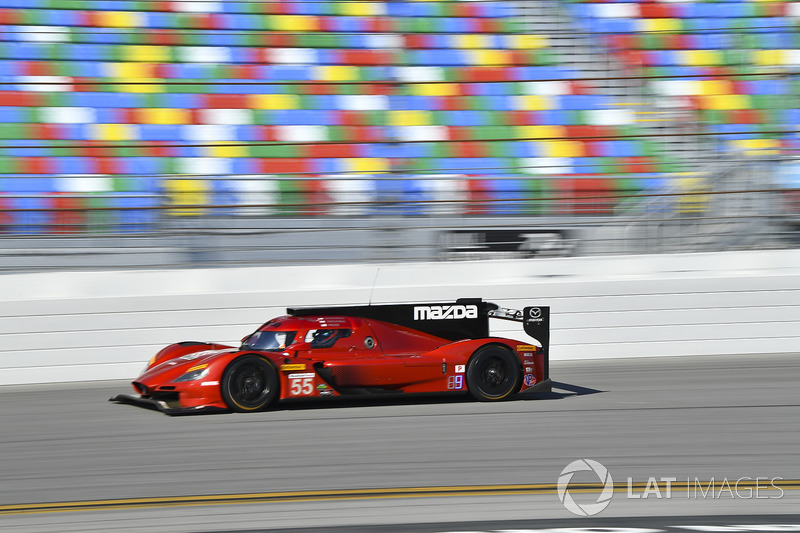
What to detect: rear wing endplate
<box><xmin>489</xmin><ymin>305</ymin><xmax>550</xmax><ymax>381</ymax></box>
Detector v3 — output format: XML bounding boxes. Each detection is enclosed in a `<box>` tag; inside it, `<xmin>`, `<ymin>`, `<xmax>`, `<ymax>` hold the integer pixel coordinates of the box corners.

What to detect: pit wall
<box><xmin>1</xmin><ymin>249</ymin><xmax>798</xmax><ymax>385</ymax></box>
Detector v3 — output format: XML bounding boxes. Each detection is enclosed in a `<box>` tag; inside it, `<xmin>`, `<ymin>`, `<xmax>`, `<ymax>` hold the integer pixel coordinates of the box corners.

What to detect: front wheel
<box><xmin>221</xmin><ymin>355</ymin><xmax>279</xmax><ymax>412</ymax></box>
<box><xmin>466</xmin><ymin>346</ymin><xmax>521</xmax><ymax>401</ymax></box>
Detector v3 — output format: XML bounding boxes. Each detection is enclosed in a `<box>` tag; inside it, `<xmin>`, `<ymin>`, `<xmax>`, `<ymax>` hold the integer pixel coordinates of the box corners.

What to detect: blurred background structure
<box><xmin>1</xmin><ymin>0</ymin><xmax>799</xmax><ymax>271</ymax></box>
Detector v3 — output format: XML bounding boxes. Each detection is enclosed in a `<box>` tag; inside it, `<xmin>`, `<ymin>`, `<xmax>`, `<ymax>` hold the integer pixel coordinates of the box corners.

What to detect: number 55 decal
<box><xmin>288</xmin><ymin>373</ymin><xmax>315</xmax><ymax>396</ymax></box>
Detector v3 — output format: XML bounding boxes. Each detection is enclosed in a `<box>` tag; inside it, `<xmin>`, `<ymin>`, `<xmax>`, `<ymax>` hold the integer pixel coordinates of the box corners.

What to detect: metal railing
<box><xmin>1</xmin><ymin>174</ymin><xmax>797</xmax><ymax>272</ymax></box>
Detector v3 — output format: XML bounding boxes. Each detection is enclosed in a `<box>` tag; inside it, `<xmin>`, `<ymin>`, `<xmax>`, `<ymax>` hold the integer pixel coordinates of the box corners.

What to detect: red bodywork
<box><xmin>127</xmin><ymin>312</ymin><xmax>547</xmax><ymax>413</ymax></box>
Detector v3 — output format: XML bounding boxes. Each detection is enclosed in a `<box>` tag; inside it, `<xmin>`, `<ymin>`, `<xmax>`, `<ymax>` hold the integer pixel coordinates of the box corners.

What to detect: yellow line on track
<box><xmin>2</xmin><ymin>480</ymin><xmax>798</xmax><ymax>516</ymax></box>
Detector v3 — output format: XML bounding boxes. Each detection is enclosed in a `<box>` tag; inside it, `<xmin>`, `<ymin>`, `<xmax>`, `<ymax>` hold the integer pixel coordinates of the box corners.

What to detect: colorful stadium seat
<box><xmin>2</xmin><ymin>0</ymin><xmax>796</xmax><ymax>233</ymax></box>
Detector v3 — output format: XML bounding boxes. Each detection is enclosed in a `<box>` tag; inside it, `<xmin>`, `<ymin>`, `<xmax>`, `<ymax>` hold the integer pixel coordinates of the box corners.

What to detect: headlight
<box><xmin>173</xmin><ymin>364</ymin><xmax>209</xmax><ymax>383</ymax></box>
<box><xmin>143</xmin><ymin>356</ymin><xmax>157</xmax><ymax>374</ymax></box>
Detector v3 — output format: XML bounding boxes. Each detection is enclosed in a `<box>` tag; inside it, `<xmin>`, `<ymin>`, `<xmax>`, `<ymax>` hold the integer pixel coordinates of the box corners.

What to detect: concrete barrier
<box><xmin>1</xmin><ymin>249</ymin><xmax>798</xmax><ymax>385</ymax></box>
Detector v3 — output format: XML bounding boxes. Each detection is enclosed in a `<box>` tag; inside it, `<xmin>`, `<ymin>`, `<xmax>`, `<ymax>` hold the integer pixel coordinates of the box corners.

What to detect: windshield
<box><xmin>242</xmin><ymin>330</ymin><xmax>297</xmax><ymax>351</ymax></box>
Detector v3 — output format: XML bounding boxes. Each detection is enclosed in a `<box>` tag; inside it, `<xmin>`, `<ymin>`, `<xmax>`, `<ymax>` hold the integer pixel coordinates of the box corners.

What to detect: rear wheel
<box><xmin>221</xmin><ymin>355</ymin><xmax>278</xmax><ymax>412</ymax></box>
<box><xmin>466</xmin><ymin>346</ymin><xmax>521</xmax><ymax>401</ymax></box>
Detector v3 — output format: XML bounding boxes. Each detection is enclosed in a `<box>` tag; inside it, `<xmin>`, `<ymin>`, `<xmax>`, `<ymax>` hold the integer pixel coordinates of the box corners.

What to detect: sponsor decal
<box><xmin>447</xmin><ymin>375</ymin><xmax>464</xmax><ymax>390</ymax></box>
<box><xmin>319</xmin><ymin>390</ymin><xmax>334</xmax><ymax>397</ymax></box>
<box><xmin>288</xmin><ymin>373</ymin><xmax>315</xmax><ymax>379</ymax></box>
<box><xmin>177</xmin><ymin>352</ymin><xmax>207</xmax><ymax>362</ymax></box>
<box><xmin>525</xmin><ymin>366</ymin><xmax>533</xmax><ymax>373</ymax></box>
<box><xmin>317</xmin><ymin>317</ymin><xmax>348</xmax><ymax>327</ymax></box>
<box><xmin>524</xmin><ymin>374</ymin><xmax>535</xmax><ymax>386</ymax></box>
<box><xmin>516</xmin><ymin>345</ymin><xmax>538</xmax><ymax>352</ymax></box>
<box><xmin>525</xmin><ymin>307</ymin><xmax>546</xmax><ymax>326</ymax></box>
<box><xmin>178</xmin><ymin>349</ymin><xmax>234</xmax><ymax>362</ymax></box>
<box><xmin>455</xmin><ymin>364</ymin><xmax>465</xmax><ymax>373</ymax></box>
<box><xmin>200</xmin><ymin>381</ymin><xmax>219</xmax><ymax>387</ymax></box>
<box><xmin>316</xmin><ymin>383</ymin><xmax>328</xmax><ymax>390</ymax></box>
<box><xmin>288</xmin><ymin>373</ymin><xmax>315</xmax><ymax>396</ymax></box>
<box><xmin>413</xmin><ymin>304</ymin><xmax>478</xmax><ymax>321</ymax></box>
<box><xmin>280</xmin><ymin>363</ymin><xmax>306</xmax><ymax>371</ymax></box>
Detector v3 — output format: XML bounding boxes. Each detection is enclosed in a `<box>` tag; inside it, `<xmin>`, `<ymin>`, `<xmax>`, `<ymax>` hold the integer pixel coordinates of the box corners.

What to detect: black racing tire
<box><xmin>221</xmin><ymin>355</ymin><xmax>279</xmax><ymax>412</ymax></box>
<box><xmin>466</xmin><ymin>345</ymin><xmax>521</xmax><ymax>401</ymax></box>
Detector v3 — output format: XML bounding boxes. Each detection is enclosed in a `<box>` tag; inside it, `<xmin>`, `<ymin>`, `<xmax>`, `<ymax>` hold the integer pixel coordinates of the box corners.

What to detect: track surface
<box><xmin>1</xmin><ymin>354</ymin><xmax>799</xmax><ymax>531</ymax></box>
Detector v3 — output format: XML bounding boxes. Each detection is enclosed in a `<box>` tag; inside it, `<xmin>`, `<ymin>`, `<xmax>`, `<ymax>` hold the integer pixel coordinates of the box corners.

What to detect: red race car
<box><xmin>110</xmin><ymin>299</ymin><xmax>551</xmax><ymax>415</ymax></box>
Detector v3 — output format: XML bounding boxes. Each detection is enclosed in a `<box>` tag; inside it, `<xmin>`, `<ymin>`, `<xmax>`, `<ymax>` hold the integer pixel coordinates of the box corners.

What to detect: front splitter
<box><xmin>109</xmin><ymin>394</ymin><xmax>228</xmax><ymax>416</ymax></box>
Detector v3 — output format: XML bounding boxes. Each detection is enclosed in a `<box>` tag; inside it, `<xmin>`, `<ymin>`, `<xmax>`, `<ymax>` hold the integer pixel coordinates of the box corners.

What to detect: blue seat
<box><xmin>112</xmin><ymin>194</ymin><xmax>160</xmax><ymax>233</ymax></box>
<box><xmin>5</xmin><ymin>196</ymin><xmax>53</xmax><ymax>234</ymax></box>
<box><xmin>443</xmin><ymin>111</ymin><xmax>484</xmax><ymax>127</ymax></box>
<box><xmin>783</xmin><ymin>109</ymin><xmax>800</xmax><ymax>125</ymax></box>
<box><xmin>145</xmin><ymin>12</ymin><xmax>171</xmax><ymax>28</ymax></box>
<box><xmin>172</xmin><ymin>64</ymin><xmax>207</xmax><ymax>79</ymax></box>
<box><xmin>332</xmin><ymin>16</ymin><xmax>367</xmax><ymax>33</ymax></box>
<box><xmin>230</xmin><ymin>159</ymin><xmax>259</xmax><ymax>175</ymax></box>
<box><xmin>54</xmin><ymin>157</ymin><xmax>93</xmax><ymax>175</ymax></box>
<box><xmin>159</xmin><ymin>94</ymin><xmax>201</xmax><ymax>109</ymax></box>
<box><xmin>485</xmin><ymin>3</ymin><xmax>516</xmax><ymax>18</ymax></box>
<box><xmin>0</xmin><ymin>0</ymin><xmax>47</xmax><ymax>7</ymax></box>
<box><xmin>139</xmin><ymin>124</ymin><xmax>181</xmax><ymax>141</ymax></box>
<box><xmin>233</xmin><ymin>125</ymin><xmax>259</xmax><ymax>142</ymax></box>
<box><xmin>539</xmin><ymin>110</ymin><xmax>572</xmax><ymax>126</ymax></box>
<box><xmin>485</xmin><ymin>177</ymin><xmax>527</xmax><ymax>215</ymax></box>
<box><xmin>222</xmin><ymin>14</ymin><xmax>261</xmax><ymax>31</ymax></box>
<box><xmin>371</xmin><ymin>176</ymin><xmax>409</xmax><ymax>215</ymax></box>
<box><xmin>208</xmin><ymin>178</ymin><xmax>237</xmax><ymax>216</ymax></box>
<box><xmin>310</xmin><ymin>158</ymin><xmax>342</xmax><ymax>174</ymax></box>
<box><xmin>512</xmin><ymin>142</ymin><xmax>540</xmax><ymax>158</ymax></box>
<box><xmin>0</xmin><ymin>106</ymin><xmax>27</xmax><ymax>122</ymax></box>
<box><xmin>267</xmin><ymin>66</ymin><xmax>313</xmax><ymax>81</ymax></box>
<box><xmin>487</xmin><ymin>95</ymin><xmax>515</xmax><ymax>111</ymax></box>
<box><xmin>6</xmin><ymin>141</ymin><xmax>46</xmax><ymax>157</ymax></box>
<box><xmin>119</xmin><ymin>158</ymin><xmax>163</xmax><ymax>176</ymax></box>
<box><xmin>222</xmin><ymin>1</ymin><xmax>250</xmax><ymax>14</ymax></box>
<box><xmin>1</xmin><ymin>176</ymin><xmax>54</xmax><ymax>193</ymax></box>
<box><xmin>574</xmin><ymin>157</ymin><xmax>599</xmax><ymax>175</ymax></box>
<box><xmin>440</xmin><ymin>18</ymin><xmax>471</xmax><ymax>34</ymax></box>
<box><xmin>407</xmin><ymin>2</ymin><xmax>436</xmax><ymax>17</ymax></box>
<box><xmin>747</xmin><ymin>79</ymin><xmax>789</xmax><ymax>96</ymax></box>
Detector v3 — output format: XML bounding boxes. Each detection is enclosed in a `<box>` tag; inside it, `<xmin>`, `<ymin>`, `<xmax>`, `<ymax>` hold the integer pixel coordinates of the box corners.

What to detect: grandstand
<box><xmin>0</xmin><ymin>0</ymin><xmax>798</xmax><ymax>268</ymax></box>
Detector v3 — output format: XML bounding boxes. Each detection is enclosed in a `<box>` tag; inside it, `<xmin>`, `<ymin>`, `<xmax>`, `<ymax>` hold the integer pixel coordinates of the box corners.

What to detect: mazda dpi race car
<box><xmin>110</xmin><ymin>299</ymin><xmax>551</xmax><ymax>415</ymax></box>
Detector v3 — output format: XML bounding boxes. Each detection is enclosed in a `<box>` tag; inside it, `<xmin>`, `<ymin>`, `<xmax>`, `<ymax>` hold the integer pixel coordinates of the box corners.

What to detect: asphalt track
<box><xmin>1</xmin><ymin>353</ymin><xmax>799</xmax><ymax>532</ymax></box>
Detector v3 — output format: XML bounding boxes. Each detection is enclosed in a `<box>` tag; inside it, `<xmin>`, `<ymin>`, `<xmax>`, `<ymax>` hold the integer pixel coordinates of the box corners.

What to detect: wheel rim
<box><xmin>478</xmin><ymin>356</ymin><xmax>509</xmax><ymax>394</ymax></box>
<box><xmin>230</xmin><ymin>362</ymin><xmax>270</xmax><ymax>408</ymax></box>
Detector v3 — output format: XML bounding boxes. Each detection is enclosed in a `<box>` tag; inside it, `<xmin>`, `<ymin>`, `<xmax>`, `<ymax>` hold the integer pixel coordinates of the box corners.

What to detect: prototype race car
<box><xmin>110</xmin><ymin>299</ymin><xmax>551</xmax><ymax>414</ymax></box>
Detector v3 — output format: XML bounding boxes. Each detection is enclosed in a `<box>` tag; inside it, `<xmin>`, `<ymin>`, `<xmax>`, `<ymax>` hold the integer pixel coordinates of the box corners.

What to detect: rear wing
<box><xmin>489</xmin><ymin>305</ymin><xmax>550</xmax><ymax>381</ymax></box>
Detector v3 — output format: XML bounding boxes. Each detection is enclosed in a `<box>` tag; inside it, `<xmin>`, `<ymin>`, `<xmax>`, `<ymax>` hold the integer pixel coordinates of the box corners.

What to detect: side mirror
<box><xmin>291</xmin><ymin>342</ymin><xmax>313</xmax><ymax>357</ymax></box>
